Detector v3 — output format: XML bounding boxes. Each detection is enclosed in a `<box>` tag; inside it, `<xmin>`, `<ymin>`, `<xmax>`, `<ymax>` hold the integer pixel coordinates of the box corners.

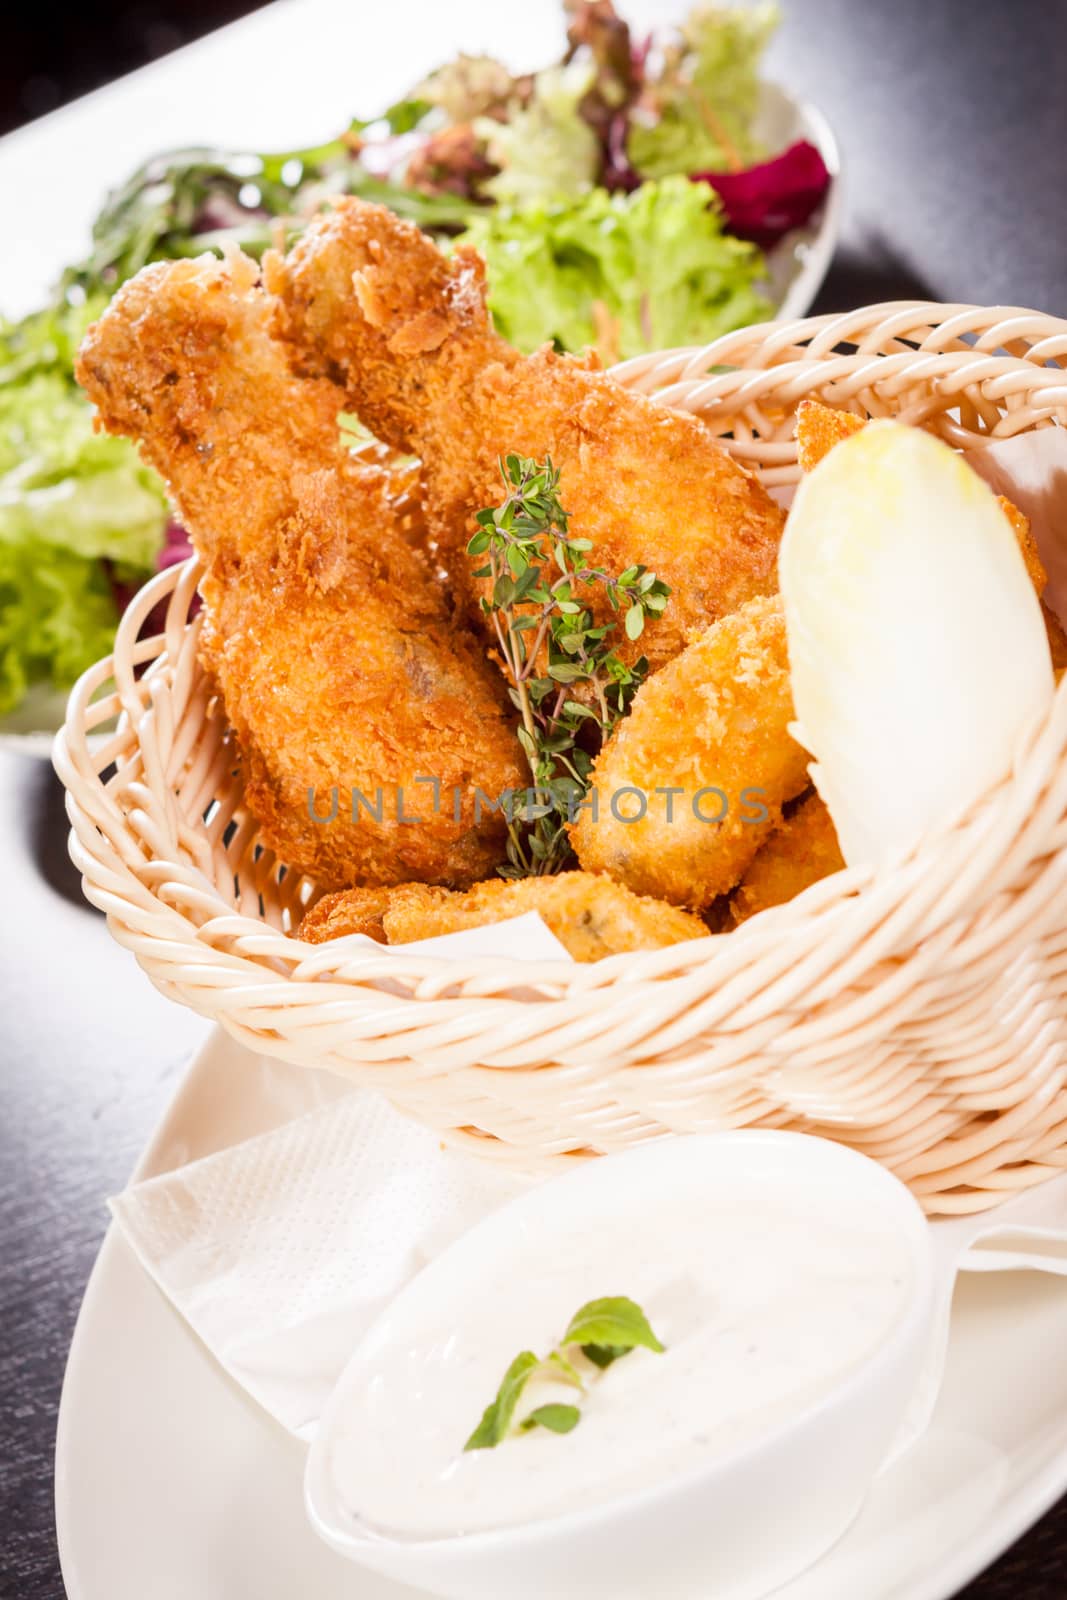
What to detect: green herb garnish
<box><xmin>464</xmin><ymin>1350</ymin><xmax>541</xmax><ymax>1451</ymax></box>
<box><xmin>463</xmin><ymin>1295</ymin><xmax>665</xmax><ymax>1451</ymax></box>
<box><xmin>521</xmin><ymin>1403</ymin><xmax>582</xmax><ymax>1435</ymax></box>
<box><xmin>563</xmin><ymin>1295</ymin><xmax>666</xmax><ymax>1369</ymax></box>
<box><xmin>468</xmin><ymin>455</ymin><xmax>669</xmax><ymax>877</ymax></box>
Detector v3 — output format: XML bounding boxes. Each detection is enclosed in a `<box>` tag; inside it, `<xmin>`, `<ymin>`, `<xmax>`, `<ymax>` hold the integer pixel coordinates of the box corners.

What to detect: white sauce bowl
<box><xmin>306</xmin><ymin>1131</ymin><xmax>935</xmax><ymax>1600</ymax></box>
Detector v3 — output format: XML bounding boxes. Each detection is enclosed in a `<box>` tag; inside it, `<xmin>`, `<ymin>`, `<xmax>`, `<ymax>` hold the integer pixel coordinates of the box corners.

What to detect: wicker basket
<box><xmin>54</xmin><ymin>301</ymin><xmax>1067</xmax><ymax>1214</ymax></box>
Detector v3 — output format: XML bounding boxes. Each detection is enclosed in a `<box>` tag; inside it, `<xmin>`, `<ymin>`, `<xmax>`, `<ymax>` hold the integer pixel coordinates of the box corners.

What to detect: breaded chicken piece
<box><xmin>729</xmin><ymin>791</ymin><xmax>844</xmax><ymax>924</ymax></box>
<box><xmin>571</xmin><ymin>595</ymin><xmax>810</xmax><ymax>911</ymax></box>
<box><xmin>995</xmin><ymin>494</ymin><xmax>1048</xmax><ymax>595</ymax></box>
<box><xmin>76</xmin><ymin>251</ymin><xmax>523</xmax><ymax>890</ymax></box>
<box><xmin>1045</xmin><ymin>607</ymin><xmax>1067</xmax><ymax>674</ymax></box>
<box><xmin>266</xmin><ymin>198</ymin><xmax>785</xmax><ymax>676</ymax></box>
<box><xmin>300</xmin><ymin>872</ymin><xmax>707</xmax><ymax>961</ymax></box>
<box><xmin>300</xmin><ymin>886</ymin><xmax>392</xmax><ymax>942</ymax></box>
<box><xmin>794</xmin><ymin>398</ymin><xmax>865</xmax><ymax>473</ymax></box>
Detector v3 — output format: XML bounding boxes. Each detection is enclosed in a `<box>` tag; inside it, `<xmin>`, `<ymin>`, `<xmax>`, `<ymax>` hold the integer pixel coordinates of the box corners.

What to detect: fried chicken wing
<box><xmin>571</xmin><ymin>595</ymin><xmax>810</xmax><ymax>911</ymax></box>
<box><xmin>300</xmin><ymin>871</ymin><xmax>707</xmax><ymax>960</ymax></box>
<box><xmin>265</xmin><ymin>198</ymin><xmax>785</xmax><ymax>675</ymax></box>
<box><xmin>729</xmin><ymin>791</ymin><xmax>844</xmax><ymax>924</ymax></box>
<box><xmin>76</xmin><ymin>250</ymin><xmax>523</xmax><ymax>890</ymax></box>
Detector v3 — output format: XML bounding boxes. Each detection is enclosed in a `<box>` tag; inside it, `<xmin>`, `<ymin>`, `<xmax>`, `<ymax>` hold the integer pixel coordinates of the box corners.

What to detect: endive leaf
<box><xmin>780</xmin><ymin>420</ymin><xmax>1054</xmax><ymax>868</ymax></box>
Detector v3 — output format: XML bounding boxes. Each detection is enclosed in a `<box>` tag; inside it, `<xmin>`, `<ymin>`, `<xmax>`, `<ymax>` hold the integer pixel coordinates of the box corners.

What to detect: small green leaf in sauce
<box><xmin>463</xmin><ymin>1295</ymin><xmax>665</xmax><ymax>1451</ymax></box>
<box><xmin>521</xmin><ymin>1403</ymin><xmax>582</xmax><ymax>1435</ymax></box>
<box><xmin>464</xmin><ymin>1351</ymin><xmax>540</xmax><ymax>1451</ymax></box>
<box><xmin>564</xmin><ymin>1296</ymin><xmax>666</xmax><ymax>1361</ymax></box>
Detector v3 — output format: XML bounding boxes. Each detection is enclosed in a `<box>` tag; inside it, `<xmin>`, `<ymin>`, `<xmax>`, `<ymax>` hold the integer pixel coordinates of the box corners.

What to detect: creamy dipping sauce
<box><xmin>327</xmin><ymin>1159</ymin><xmax>915</xmax><ymax>1540</ymax></box>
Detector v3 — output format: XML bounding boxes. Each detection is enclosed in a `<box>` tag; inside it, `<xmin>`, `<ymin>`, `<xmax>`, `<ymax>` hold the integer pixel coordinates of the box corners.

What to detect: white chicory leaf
<box><xmin>780</xmin><ymin>420</ymin><xmax>1054</xmax><ymax>868</ymax></box>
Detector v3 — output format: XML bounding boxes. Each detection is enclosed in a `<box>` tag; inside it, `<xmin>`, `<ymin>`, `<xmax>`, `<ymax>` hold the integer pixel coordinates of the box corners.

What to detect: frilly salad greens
<box><xmin>0</xmin><ymin>300</ymin><xmax>168</xmax><ymax>713</ymax></box>
<box><xmin>1</xmin><ymin>0</ymin><xmax>830</xmax><ymax>719</ymax></box>
<box><xmin>458</xmin><ymin>177</ymin><xmax>773</xmax><ymax>361</ymax></box>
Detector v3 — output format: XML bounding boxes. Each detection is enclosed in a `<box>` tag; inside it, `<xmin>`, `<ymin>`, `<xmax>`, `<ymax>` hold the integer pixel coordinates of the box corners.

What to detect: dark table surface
<box><xmin>5</xmin><ymin>1</ymin><xmax>1067</xmax><ymax>1595</ymax></box>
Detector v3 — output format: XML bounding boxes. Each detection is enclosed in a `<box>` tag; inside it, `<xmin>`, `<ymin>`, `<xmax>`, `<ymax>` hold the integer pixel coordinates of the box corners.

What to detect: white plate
<box><xmin>756</xmin><ymin>82</ymin><xmax>841</xmax><ymax>323</ymax></box>
<box><xmin>56</xmin><ymin>1027</ymin><xmax>1067</xmax><ymax>1600</ymax></box>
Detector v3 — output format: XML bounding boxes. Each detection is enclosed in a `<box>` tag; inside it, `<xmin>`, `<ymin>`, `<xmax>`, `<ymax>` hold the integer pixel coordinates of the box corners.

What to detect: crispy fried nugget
<box><xmin>794</xmin><ymin>398</ymin><xmax>865</xmax><ymax>473</ymax></box>
<box><xmin>299</xmin><ymin>886</ymin><xmax>392</xmax><ymax>943</ymax></box>
<box><xmin>76</xmin><ymin>251</ymin><xmax>524</xmax><ymax>890</ymax></box>
<box><xmin>266</xmin><ymin>198</ymin><xmax>785</xmax><ymax>676</ymax></box>
<box><xmin>571</xmin><ymin>595</ymin><xmax>810</xmax><ymax>911</ymax></box>
<box><xmin>729</xmin><ymin>792</ymin><xmax>844</xmax><ymax>924</ymax></box>
<box><xmin>300</xmin><ymin>872</ymin><xmax>707</xmax><ymax>961</ymax></box>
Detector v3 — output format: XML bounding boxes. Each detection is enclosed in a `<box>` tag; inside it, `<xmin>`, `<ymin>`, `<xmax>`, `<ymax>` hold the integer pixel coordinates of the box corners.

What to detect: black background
<box><xmin>1</xmin><ymin>0</ymin><xmax>264</xmax><ymax>130</ymax></box>
<box><xmin>4</xmin><ymin>2</ymin><xmax>1067</xmax><ymax>1596</ymax></box>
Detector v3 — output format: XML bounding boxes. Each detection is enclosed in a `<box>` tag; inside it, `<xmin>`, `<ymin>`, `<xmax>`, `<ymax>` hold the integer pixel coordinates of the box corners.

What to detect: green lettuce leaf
<box><xmin>458</xmin><ymin>176</ymin><xmax>771</xmax><ymax>361</ymax></box>
<box><xmin>629</xmin><ymin>2</ymin><xmax>779</xmax><ymax>179</ymax></box>
<box><xmin>0</xmin><ymin>539</ymin><xmax>121</xmax><ymax>715</ymax></box>
<box><xmin>477</xmin><ymin>63</ymin><xmax>600</xmax><ymax>206</ymax></box>
<box><xmin>0</xmin><ymin>370</ymin><xmax>166</xmax><ymax>567</ymax></box>
<box><xmin>0</xmin><ymin>295</ymin><xmax>106</xmax><ymax>387</ymax></box>
<box><xmin>0</xmin><ymin>301</ymin><xmax>167</xmax><ymax>712</ymax></box>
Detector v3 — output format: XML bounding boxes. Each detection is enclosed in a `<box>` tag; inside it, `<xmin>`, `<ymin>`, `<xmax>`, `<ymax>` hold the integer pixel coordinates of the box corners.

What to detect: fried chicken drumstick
<box><xmin>76</xmin><ymin>250</ymin><xmax>523</xmax><ymax>890</ymax></box>
<box><xmin>266</xmin><ymin>198</ymin><xmax>785</xmax><ymax>675</ymax></box>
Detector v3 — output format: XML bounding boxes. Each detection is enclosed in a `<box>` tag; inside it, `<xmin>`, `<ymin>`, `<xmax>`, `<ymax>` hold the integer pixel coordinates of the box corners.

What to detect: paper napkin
<box><xmin>112</xmin><ymin>1089</ymin><xmax>525</xmax><ymax>1435</ymax></box>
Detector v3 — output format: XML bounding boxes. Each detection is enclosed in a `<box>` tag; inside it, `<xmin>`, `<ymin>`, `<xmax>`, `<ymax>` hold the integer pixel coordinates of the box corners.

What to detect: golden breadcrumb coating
<box><xmin>1044</xmin><ymin>605</ymin><xmax>1067</xmax><ymax>675</ymax></box>
<box><xmin>729</xmin><ymin>791</ymin><xmax>845</xmax><ymax>924</ymax></box>
<box><xmin>266</xmin><ymin>197</ymin><xmax>785</xmax><ymax>676</ymax></box>
<box><xmin>299</xmin><ymin>886</ymin><xmax>392</xmax><ymax>943</ymax></box>
<box><xmin>300</xmin><ymin>872</ymin><xmax>707</xmax><ymax>961</ymax></box>
<box><xmin>76</xmin><ymin>251</ymin><xmax>523</xmax><ymax>890</ymax></box>
<box><xmin>996</xmin><ymin>495</ymin><xmax>1048</xmax><ymax>595</ymax></box>
<box><xmin>794</xmin><ymin>397</ymin><xmax>865</xmax><ymax>474</ymax></box>
<box><xmin>571</xmin><ymin>595</ymin><xmax>810</xmax><ymax>910</ymax></box>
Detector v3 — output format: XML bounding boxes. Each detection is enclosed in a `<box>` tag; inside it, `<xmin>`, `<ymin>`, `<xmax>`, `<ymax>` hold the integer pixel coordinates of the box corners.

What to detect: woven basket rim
<box><xmin>60</xmin><ymin>545</ymin><xmax>1067</xmax><ymax>997</ymax></box>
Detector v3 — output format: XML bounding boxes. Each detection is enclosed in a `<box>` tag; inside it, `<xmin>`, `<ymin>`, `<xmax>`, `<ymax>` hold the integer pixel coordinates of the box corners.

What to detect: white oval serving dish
<box><xmin>306</xmin><ymin>1130</ymin><xmax>932</xmax><ymax>1600</ymax></box>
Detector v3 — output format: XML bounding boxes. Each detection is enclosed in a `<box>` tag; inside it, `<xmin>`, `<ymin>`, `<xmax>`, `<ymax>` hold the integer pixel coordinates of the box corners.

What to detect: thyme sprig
<box><xmin>468</xmin><ymin>454</ymin><xmax>669</xmax><ymax>877</ymax></box>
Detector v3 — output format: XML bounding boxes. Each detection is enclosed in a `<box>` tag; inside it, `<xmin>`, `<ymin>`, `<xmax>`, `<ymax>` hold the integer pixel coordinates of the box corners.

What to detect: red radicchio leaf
<box><xmin>106</xmin><ymin>516</ymin><xmax>199</xmax><ymax>644</ymax></box>
<box><xmin>693</xmin><ymin>139</ymin><xmax>831</xmax><ymax>250</ymax></box>
<box><xmin>602</xmin><ymin>109</ymin><xmax>642</xmax><ymax>192</ymax></box>
<box><xmin>157</xmin><ymin>516</ymin><xmax>196</xmax><ymax>573</ymax></box>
